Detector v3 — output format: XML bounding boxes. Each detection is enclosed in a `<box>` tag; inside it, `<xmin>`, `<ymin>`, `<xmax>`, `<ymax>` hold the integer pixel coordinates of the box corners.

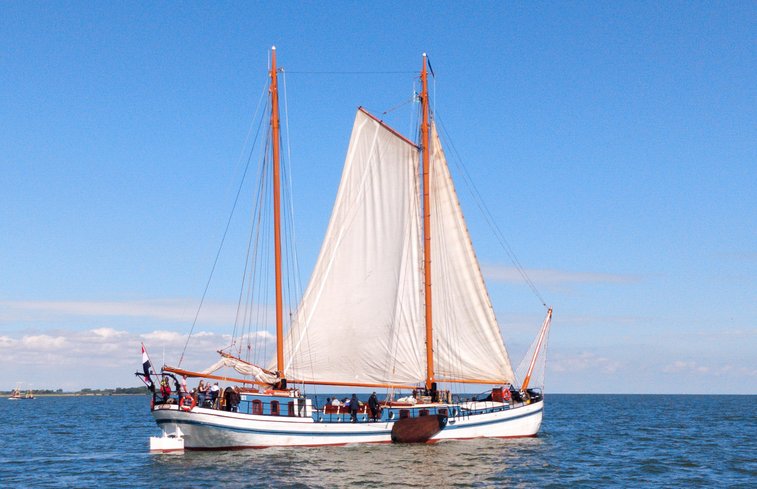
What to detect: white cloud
<box><xmin>90</xmin><ymin>327</ymin><xmax>127</xmax><ymax>339</ymax></box>
<box><xmin>140</xmin><ymin>330</ymin><xmax>187</xmax><ymax>345</ymax></box>
<box><xmin>482</xmin><ymin>265</ymin><xmax>639</xmax><ymax>285</ymax></box>
<box><xmin>551</xmin><ymin>351</ymin><xmax>623</xmax><ymax>374</ymax></box>
<box><xmin>20</xmin><ymin>334</ymin><xmax>68</xmax><ymax>350</ymax></box>
<box><xmin>663</xmin><ymin>360</ymin><xmax>756</xmax><ymax>378</ymax></box>
<box><xmin>0</xmin><ymin>325</ymin><xmax>275</xmax><ymax>376</ymax></box>
<box><xmin>663</xmin><ymin>360</ymin><xmax>710</xmax><ymax>374</ymax></box>
<box><xmin>0</xmin><ymin>299</ymin><xmax>273</xmax><ymax>326</ymax></box>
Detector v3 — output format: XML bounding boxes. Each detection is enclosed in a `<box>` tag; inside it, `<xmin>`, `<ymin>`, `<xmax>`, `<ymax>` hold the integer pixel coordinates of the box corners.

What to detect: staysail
<box><xmin>428</xmin><ymin>123</ymin><xmax>515</xmax><ymax>384</ymax></box>
<box><xmin>281</xmin><ymin>109</ymin><xmax>426</xmax><ymax>385</ymax></box>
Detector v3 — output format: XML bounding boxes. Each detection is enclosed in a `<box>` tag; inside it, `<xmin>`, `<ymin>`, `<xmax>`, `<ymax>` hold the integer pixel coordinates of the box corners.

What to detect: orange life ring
<box><xmin>179</xmin><ymin>395</ymin><xmax>196</xmax><ymax>412</ymax></box>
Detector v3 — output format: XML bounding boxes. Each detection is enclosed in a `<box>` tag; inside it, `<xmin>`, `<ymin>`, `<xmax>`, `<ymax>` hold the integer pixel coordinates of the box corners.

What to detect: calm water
<box><xmin>0</xmin><ymin>395</ymin><xmax>754</xmax><ymax>488</ymax></box>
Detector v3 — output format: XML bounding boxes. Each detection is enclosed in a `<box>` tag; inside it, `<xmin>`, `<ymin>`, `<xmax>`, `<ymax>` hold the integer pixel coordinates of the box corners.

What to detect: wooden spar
<box><xmin>435</xmin><ymin>377</ymin><xmax>511</xmax><ymax>385</ymax></box>
<box><xmin>358</xmin><ymin>107</ymin><xmax>419</xmax><ymax>148</ymax></box>
<box><xmin>290</xmin><ymin>379</ymin><xmax>418</xmax><ymax>390</ymax></box>
<box><xmin>163</xmin><ymin>365</ymin><xmax>416</xmax><ymax>390</ymax></box>
<box><xmin>216</xmin><ymin>350</ymin><xmax>277</xmax><ymax>376</ymax></box>
<box><xmin>163</xmin><ymin>366</ymin><xmax>273</xmax><ymax>387</ymax></box>
<box><xmin>421</xmin><ymin>53</ymin><xmax>434</xmax><ymax>392</ymax></box>
<box><xmin>520</xmin><ymin>308</ymin><xmax>553</xmax><ymax>391</ymax></box>
<box><xmin>166</xmin><ymin>362</ymin><xmax>511</xmax><ymax>390</ymax></box>
<box><xmin>270</xmin><ymin>46</ymin><xmax>285</xmax><ymax>380</ymax></box>
<box><xmin>167</xmin><ymin>361</ymin><xmax>509</xmax><ymax>389</ymax></box>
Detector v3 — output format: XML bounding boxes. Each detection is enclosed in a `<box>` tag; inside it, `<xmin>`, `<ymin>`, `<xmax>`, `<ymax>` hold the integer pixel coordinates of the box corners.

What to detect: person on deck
<box><xmin>350</xmin><ymin>394</ymin><xmax>359</xmax><ymax>423</ymax></box>
<box><xmin>159</xmin><ymin>377</ymin><xmax>171</xmax><ymax>403</ymax></box>
<box><xmin>230</xmin><ymin>386</ymin><xmax>241</xmax><ymax>412</ymax></box>
<box><xmin>210</xmin><ymin>383</ymin><xmax>220</xmax><ymax>409</ymax></box>
<box><xmin>368</xmin><ymin>392</ymin><xmax>380</xmax><ymax>421</ymax></box>
<box><xmin>197</xmin><ymin>380</ymin><xmax>207</xmax><ymax>406</ymax></box>
<box><xmin>223</xmin><ymin>387</ymin><xmax>234</xmax><ymax>411</ymax></box>
<box><xmin>331</xmin><ymin>398</ymin><xmax>341</xmax><ymax>406</ymax></box>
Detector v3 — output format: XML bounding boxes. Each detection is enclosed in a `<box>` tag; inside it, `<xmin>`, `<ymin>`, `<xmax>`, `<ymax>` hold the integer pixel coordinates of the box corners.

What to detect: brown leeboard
<box><xmin>390</xmin><ymin>414</ymin><xmax>448</xmax><ymax>443</ymax></box>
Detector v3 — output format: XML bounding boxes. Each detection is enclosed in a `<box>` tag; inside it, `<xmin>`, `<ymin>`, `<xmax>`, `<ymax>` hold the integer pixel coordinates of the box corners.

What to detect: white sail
<box><xmin>201</xmin><ymin>356</ymin><xmax>279</xmax><ymax>385</ymax></box>
<box><xmin>278</xmin><ymin>112</ymin><xmax>514</xmax><ymax>386</ymax></box>
<box><xmin>281</xmin><ymin>109</ymin><xmax>426</xmax><ymax>385</ymax></box>
<box><xmin>428</xmin><ymin>123</ymin><xmax>516</xmax><ymax>384</ymax></box>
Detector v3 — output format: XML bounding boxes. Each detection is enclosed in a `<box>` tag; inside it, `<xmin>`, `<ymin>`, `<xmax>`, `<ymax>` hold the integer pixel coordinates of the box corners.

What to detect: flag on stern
<box><xmin>141</xmin><ymin>343</ymin><xmax>155</xmax><ymax>392</ymax></box>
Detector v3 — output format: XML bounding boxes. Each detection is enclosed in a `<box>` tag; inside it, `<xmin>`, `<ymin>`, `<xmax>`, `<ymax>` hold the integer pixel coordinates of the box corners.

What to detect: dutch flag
<box><xmin>141</xmin><ymin>343</ymin><xmax>155</xmax><ymax>392</ymax></box>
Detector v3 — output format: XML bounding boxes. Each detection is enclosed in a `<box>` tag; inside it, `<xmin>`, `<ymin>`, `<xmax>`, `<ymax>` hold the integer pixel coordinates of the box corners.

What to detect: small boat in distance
<box><xmin>8</xmin><ymin>384</ymin><xmax>34</xmax><ymax>400</ymax></box>
<box><xmin>138</xmin><ymin>48</ymin><xmax>553</xmax><ymax>449</ymax></box>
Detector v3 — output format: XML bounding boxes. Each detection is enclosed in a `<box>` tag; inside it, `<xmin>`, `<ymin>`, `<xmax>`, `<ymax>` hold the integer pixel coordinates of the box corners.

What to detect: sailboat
<box><xmin>140</xmin><ymin>48</ymin><xmax>553</xmax><ymax>449</ymax></box>
<box><xmin>8</xmin><ymin>386</ymin><xmax>22</xmax><ymax>400</ymax></box>
<box><xmin>8</xmin><ymin>384</ymin><xmax>34</xmax><ymax>400</ymax></box>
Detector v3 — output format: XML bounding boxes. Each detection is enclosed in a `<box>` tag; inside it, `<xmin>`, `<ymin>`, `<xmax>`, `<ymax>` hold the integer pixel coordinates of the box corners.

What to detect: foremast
<box><xmin>420</xmin><ymin>54</ymin><xmax>434</xmax><ymax>392</ymax></box>
<box><xmin>270</xmin><ymin>46</ymin><xmax>286</xmax><ymax>388</ymax></box>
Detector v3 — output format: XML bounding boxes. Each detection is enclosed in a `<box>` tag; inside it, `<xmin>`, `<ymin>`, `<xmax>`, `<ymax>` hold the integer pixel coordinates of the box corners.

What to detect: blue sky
<box><xmin>1</xmin><ymin>3</ymin><xmax>755</xmax><ymax>393</ymax></box>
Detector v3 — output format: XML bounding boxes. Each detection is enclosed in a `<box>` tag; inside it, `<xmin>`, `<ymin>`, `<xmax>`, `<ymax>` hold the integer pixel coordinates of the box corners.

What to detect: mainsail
<box><xmin>278</xmin><ymin>109</ymin><xmax>515</xmax><ymax>386</ymax></box>
<box><xmin>281</xmin><ymin>109</ymin><xmax>426</xmax><ymax>385</ymax></box>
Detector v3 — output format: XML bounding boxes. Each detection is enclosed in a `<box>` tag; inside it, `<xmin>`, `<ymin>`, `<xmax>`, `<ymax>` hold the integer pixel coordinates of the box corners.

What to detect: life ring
<box><xmin>503</xmin><ymin>389</ymin><xmax>512</xmax><ymax>401</ymax></box>
<box><xmin>179</xmin><ymin>395</ymin><xmax>196</xmax><ymax>412</ymax></box>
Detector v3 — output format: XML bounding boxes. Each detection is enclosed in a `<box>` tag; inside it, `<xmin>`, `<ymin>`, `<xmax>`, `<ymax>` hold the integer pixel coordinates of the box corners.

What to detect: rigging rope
<box><xmin>381</xmin><ymin>95</ymin><xmax>414</xmax><ymax>116</ymax></box>
<box><xmin>435</xmin><ymin>114</ymin><xmax>548</xmax><ymax>309</ymax></box>
<box><xmin>281</xmin><ymin>69</ymin><xmax>314</xmax><ymax>393</ymax></box>
<box><xmin>230</xmin><ymin>97</ymin><xmax>271</xmax><ymax>353</ymax></box>
<box><xmin>178</xmin><ymin>80</ymin><xmax>270</xmax><ymax>367</ymax></box>
<box><xmin>284</xmin><ymin>70</ymin><xmax>416</xmax><ymax>75</ymax></box>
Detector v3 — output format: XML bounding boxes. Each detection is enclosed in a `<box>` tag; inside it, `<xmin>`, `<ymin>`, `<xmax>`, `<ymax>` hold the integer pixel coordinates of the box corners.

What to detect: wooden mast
<box><xmin>270</xmin><ymin>46</ymin><xmax>285</xmax><ymax>386</ymax></box>
<box><xmin>520</xmin><ymin>308</ymin><xmax>553</xmax><ymax>392</ymax></box>
<box><xmin>420</xmin><ymin>53</ymin><xmax>434</xmax><ymax>392</ymax></box>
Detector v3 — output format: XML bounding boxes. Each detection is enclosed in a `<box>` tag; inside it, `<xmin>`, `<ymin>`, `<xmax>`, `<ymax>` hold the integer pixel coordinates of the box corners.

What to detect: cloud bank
<box><xmin>482</xmin><ymin>265</ymin><xmax>640</xmax><ymax>285</ymax></box>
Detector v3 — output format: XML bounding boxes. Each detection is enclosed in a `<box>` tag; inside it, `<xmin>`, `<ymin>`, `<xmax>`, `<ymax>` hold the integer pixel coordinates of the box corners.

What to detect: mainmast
<box><xmin>270</xmin><ymin>46</ymin><xmax>285</xmax><ymax>387</ymax></box>
<box><xmin>420</xmin><ymin>53</ymin><xmax>434</xmax><ymax>392</ymax></box>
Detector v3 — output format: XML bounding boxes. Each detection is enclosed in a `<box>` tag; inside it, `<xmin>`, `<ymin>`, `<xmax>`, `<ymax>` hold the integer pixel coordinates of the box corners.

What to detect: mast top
<box><xmin>271</xmin><ymin>45</ymin><xmax>276</xmax><ymax>51</ymax></box>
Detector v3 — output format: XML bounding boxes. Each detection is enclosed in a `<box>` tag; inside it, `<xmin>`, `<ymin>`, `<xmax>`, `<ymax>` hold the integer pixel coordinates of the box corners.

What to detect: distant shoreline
<box><xmin>3</xmin><ymin>393</ymin><xmax>148</xmax><ymax>397</ymax></box>
<box><xmin>4</xmin><ymin>391</ymin><xmax>756</xmax><ymax>397</ymax></box>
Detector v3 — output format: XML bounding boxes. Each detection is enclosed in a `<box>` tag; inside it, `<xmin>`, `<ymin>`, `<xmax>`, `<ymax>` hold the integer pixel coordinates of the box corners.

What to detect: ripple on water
<box><xmin>0</xmin><ymin>394</ymin><xmax>755</xmax><ymax>488</ymax></box>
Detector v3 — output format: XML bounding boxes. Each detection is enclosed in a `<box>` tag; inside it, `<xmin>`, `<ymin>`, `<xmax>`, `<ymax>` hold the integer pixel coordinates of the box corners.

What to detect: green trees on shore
<box><xmin>1</xmin><ymin>386</ymin><xmax>149</xmax><ymax>395</ymax></box>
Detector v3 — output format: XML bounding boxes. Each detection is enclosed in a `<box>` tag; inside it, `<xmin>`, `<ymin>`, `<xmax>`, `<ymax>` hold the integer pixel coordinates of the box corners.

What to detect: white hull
<box><xmin>152</xmin><ymin>400</ymin><xmax>543</xmax><ymax>449</ymax></box>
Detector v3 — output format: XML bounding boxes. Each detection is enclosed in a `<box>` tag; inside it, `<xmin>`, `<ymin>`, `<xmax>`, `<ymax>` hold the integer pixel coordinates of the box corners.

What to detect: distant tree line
<box><xmin>1</xmin><ymin>387</ymin><xmax>149</xmax><ymax>395</ymax></box>
<box><xmin>79</xmin><ymin>387</ymin><xmax>149</xmax><ymax>395</ymax></box>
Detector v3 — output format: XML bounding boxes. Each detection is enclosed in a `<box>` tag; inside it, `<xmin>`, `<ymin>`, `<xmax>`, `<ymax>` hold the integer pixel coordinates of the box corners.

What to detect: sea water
<box><xmin>0</xmin><ymin>394</ymin><xmax>754</xmax><ymax>488</ymax></box>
